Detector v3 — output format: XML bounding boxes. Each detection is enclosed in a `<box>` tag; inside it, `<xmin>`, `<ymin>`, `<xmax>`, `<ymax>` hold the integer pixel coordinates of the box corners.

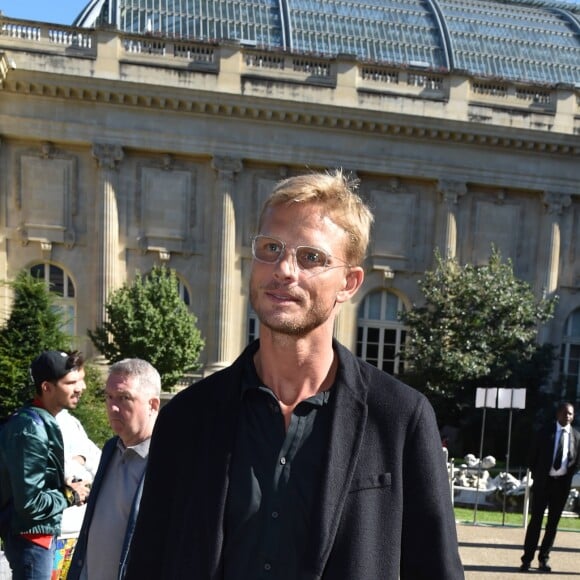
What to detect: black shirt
<box><xmin>224</xmin><ymin>352</ymin><xmax>332</xmax><ymax>580</ymax></box>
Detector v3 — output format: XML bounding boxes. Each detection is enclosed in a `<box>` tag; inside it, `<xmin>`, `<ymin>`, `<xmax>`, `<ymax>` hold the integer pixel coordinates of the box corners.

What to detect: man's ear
<box><xmin>150</xmin><ymin>397</ymin><xmax>161</xmax><ymax>413</ymax></box>
<box><xmin>336</xmin><ymin>267</ymin><xmax>364</xmax><ymax>304</ymax></box>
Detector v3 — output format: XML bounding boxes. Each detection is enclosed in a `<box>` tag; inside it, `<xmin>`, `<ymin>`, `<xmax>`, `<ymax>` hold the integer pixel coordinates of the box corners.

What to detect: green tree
<box><xmin>72</xmin><ymin>363</ymin><xmax>112</xmax><ymax>448</ymax></box>
<box><xmin>0</xmin><ymin>271</ymin><xmax>71</xmax><ymax>416</ymax></box>
<box><xmin>400</xmin><ymin>248</ymin><xmax>557</xmax><ymax>451</ymax></box>
<box><xmin>88</xmin><ymin>266</ymin><xmax>204</xmax><ymax>390</ymax></box>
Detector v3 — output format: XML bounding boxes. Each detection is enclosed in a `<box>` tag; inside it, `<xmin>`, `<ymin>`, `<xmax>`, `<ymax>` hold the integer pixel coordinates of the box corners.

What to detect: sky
<box><xmin>0</xmin><ymin>1</ymin><xmax>86</xmax><ymax>25</ymax></box>
<box><xmin>0</xmin><ymin>0</ymin><xmax>579</xmax><ymax>26</ymax></box>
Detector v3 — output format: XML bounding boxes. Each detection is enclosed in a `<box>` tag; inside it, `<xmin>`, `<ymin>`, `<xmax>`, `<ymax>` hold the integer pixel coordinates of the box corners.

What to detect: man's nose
<box><xmin>274</xmin><ymin>248</ymin><xmax>298</xmax><ymax>276</ymax></box>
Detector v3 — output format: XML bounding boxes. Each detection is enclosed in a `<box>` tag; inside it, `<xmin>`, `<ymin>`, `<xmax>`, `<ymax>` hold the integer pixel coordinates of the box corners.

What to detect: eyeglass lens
<box><xmin>252</xmin><ymin>236</ymin><xmax>329</xmax><ymax>270</ymax></box>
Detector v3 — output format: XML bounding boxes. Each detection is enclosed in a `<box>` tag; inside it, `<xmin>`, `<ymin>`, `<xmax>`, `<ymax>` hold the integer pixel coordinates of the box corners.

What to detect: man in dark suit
<box><xmin>520</xmin><ymin>402</ymin><xmax>579</xmax><ymax>572</ymax></box>
<box><xmin>125</xmin><ymin>171</ymin><xmax>464</xmax><ymax>579</ymax></box>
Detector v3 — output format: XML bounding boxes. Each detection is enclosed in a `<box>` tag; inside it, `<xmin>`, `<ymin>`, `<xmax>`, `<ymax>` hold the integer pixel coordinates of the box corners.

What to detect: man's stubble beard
<box><xmin>250</xmin><ymin>285</ymin><xmax>334</xmax><ymax>338</ymax></box>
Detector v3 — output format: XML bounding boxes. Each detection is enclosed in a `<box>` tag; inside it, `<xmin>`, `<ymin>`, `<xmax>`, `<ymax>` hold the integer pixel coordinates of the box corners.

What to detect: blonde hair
<box><xmin>259</xmin><ymin>170</ymin><xmax>374</xmax><ymax>266</ymax></box>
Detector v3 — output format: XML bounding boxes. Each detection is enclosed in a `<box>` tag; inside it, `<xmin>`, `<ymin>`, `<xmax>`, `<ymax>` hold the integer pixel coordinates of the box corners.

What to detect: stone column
<box><xmin>92</xmin><ymin>143</ymin><xmax>124</xmax><ymax>327</ymax></box>
<box><xmin>0</xmin><ymin>137</ymin><xmax>8</xmax><ymax>324</ymax></box>
<box><xmin>538</xmin><ymin>191</ymin><xmax>571</xmax><ymax>343</ymax></box>
<box><xmin>204</xmin><ymin>156</ymin><xmax>242</xmax><ymax>376</ymax></box>
<box><xmin>436</xmin><ymin>179</ymin><xmax>466</xmax><ymax>260</ymax></box>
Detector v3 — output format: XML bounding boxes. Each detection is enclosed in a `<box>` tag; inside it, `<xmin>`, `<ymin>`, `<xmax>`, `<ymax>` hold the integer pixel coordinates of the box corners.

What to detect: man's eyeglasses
<box><xmin>251</xmin><ymin>235</ymin><xmax>349</xmax><ymax>271</ymax></box>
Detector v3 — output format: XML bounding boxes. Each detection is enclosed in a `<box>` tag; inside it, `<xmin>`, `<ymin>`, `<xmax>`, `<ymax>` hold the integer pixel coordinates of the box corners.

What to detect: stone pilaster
<box><xmin>540</xmin><ymin>192</ymin><xmax>571</xmax><ymax>296</ymax></box>
<box><xmin>0</xmin><ymin>136</ymin><xmax>8</xmax><ymax>324</ymax></box>
<box><xmin>204</xmin><ymin>156</ymin><xmax>242</xmax><ymax>376</ymax></box>
<box><xmin>436</xmin><ymin>179</ymin><xmax>466</xmax><ymax>260</ymax></box>
<box><xmin>538</xmin><ymin>191</ymin><xmax>571</xmax><ymax>343</ymax></box>
<box><xmin>92</xmin><ymin>143</ymin><xmax>124</xmax><ymax>327</ymax></box>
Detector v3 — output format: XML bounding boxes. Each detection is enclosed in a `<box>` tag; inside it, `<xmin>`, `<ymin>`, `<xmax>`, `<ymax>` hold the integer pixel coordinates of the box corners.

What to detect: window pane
<box><xmin>383</xmin><ymin>344</ymin><xmax>396</xmax><ymax>360</ymax></box>
<box><xmin>367</xmin><ymin>327</ymin><xmax>380</xmax><ymax>343</ymax></box>
<box><xmin>385</xmin><ymin>292</ymin><xmax>399</xmax><ymax>321</ymax></box>
<box><xmin>367</xmin><ymin>292</ymin><xmax>381</xmax><ymax>319</ymax></box>
<box><xmin>384</xmin><ymin>329</ymin><xmax>396</xmax><ymax>344</ymax></box>
<box><xmin>569</xmin><ymin>311</ymin><xmax>580</xmax><ymax>337</ymax></box>
<box><xmin>50</xmin><ymin>265</ymin><xmax>64</xmax><ymax>296</ymax></box>
<box><xmin>366</xmin><ymin>343</ymin><xmax>379</xmax><ymax>360</ymax></box>
<box><xmin>30</xmin><ymin>264</ymin><xmax>45</xmax><ymax>280</ymax></box>
<box><xmin>383</xmin><ymin>360</ymin><xmax>395</xmax><ymax>374</ymax></box>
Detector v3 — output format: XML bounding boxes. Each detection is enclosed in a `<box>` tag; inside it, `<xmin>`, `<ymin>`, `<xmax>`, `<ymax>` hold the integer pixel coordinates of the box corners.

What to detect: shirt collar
<box><xmin>116</xmin><ymin>436</ymin><xmax>151</xmax><ymax>459</ymax></box>
<box><xmin>240</xmin><ymin>342</ymin><xmax>332</xmax><ymax>407</ymax></box>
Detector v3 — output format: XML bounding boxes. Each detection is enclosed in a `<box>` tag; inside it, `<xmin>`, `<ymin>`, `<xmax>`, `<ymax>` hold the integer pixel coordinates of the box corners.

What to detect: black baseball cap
<box><xmin>29</xmin><ymin>350</ymin><xmax>75</xmax><ymax>386</ymax></box>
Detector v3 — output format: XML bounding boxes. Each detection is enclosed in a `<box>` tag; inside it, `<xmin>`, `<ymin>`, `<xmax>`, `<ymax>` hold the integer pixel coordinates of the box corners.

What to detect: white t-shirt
<box><xmin>56</xmin><ymin>410</ymin><xmax>102</xmax><ymax>535</ymax></box>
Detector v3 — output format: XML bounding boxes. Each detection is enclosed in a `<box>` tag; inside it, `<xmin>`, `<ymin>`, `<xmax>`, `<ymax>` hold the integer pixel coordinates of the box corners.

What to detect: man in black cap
<box><xmin>0</xmin><ymin>350</ymin><xmax>91</xmax><ymax>579</ymax></box>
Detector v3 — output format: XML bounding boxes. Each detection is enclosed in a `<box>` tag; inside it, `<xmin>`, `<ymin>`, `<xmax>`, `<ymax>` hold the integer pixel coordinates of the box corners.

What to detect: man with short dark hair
<box><xmin>0</xmin><ymin>350</ymin><xmax>91</xmax><ymax>580</ymax></box>
<box><xmin>520</xmin><ymin>402</ymin><xmax>580</xmax><ymax>573</ymax></box>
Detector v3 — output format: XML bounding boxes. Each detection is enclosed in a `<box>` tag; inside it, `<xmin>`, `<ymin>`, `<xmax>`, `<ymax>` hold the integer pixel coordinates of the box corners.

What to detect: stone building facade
<box><xmin>0</xmin><ymin>15</ymin><xmax>579</xmax><ymax>399</ymax></box>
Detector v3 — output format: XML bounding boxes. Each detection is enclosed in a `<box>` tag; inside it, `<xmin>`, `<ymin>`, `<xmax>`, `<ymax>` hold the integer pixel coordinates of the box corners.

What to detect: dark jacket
<box><xmin>126</xmin><ymin>341</ymin><xmax>464</xmax><ymax>580</ymax></box>
<box><xmin>68</xmin><ymin>436</ymin><xmax>146</xmax><ymax>580</ymax></box>
<box><xmin>0</xmin><ymin>404</ymin><xmax>68</xmax><ymax>536</ymax></box>
<box><xmin>528</xmin><ymin>421</ymin><xmax>580</xmax><ymax>490</ymax></box>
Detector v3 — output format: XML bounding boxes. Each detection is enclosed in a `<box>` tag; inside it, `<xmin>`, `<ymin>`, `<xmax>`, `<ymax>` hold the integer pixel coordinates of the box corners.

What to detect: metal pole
<box><xmin>473</xmin><ymin>406</ymin><xmax>487</xmax><ymax>525</ymax></box>
<box><xmin>502</xmin><ymin>407</ymin><xmax>514</xmax><ymax>526</ymax></box>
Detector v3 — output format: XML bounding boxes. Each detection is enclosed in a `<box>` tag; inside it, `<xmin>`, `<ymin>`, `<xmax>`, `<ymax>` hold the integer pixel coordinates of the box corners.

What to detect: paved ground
<box><xmin>458</xmin><ymin>522</ymin><xmax>580</xmax><ymax>579</ymax></box>
<box><xmin>2</xmin><ymin>523</ymin><xmax>578</xmax><ymax>578</ymax></box>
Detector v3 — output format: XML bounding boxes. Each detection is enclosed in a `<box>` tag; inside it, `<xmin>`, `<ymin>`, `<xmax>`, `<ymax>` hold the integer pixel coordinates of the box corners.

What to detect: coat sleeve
<box><xmin>4</xmin><ymin>423</ymin><xmax>67</xmax><ymax>523</ymax></box>
<box><xmin>400</xmin><ymin>397</ymin><xmax>464</xmax><ymax>579</ymax></box>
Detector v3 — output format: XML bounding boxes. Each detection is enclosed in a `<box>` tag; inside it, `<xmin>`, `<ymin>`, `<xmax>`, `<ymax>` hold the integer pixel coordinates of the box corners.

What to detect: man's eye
<box><xmin>266</xmin><ymin>243</ymin><xmax>281</xmax><ymax>253</ymax></box>
<box><xmin>298</xmin><ymin>248</ymin><xmax>326</xmax><ymax>267</ymax></box>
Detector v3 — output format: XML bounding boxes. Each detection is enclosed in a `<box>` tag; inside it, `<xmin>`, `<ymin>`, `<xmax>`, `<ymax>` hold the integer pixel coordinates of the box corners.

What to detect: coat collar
<box><xmin>305</xmin><ymin>341</ymin><xmax>368</xmax><ymax>575</ymax></box>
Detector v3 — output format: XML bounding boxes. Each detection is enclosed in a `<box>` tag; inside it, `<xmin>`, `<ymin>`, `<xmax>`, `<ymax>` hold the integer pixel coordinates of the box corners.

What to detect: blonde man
<box><xmin>126</xmin><ymin>171</ymin><xmax>464</xmax><ymax>580</ymax></box>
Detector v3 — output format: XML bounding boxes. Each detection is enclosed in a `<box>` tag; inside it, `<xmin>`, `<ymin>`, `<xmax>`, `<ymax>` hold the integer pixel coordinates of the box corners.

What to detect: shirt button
<box><xmin>280</xmin><ymin>457</ymin><xmax>286</xmax><ymax>465</ymax></box>
<box><xmin>272</xmin><ymin>511</ymin><xmax>279</xmax><ymax>519</ymax></box>
<box><xmin>264</xmin><ymin>563</ymin><xmax>272</xmax><ymax>571</ymax></box>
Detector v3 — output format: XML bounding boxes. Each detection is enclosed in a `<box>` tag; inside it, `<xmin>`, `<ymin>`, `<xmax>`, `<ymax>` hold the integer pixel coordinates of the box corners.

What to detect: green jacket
<box><xmin>0</xmin><ymin>404</ymin><xmax>68</xmax><ymax>536</ymax></box>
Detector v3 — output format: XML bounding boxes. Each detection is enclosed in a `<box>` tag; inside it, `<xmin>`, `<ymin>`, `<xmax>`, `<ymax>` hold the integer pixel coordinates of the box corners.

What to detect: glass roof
<box><xmin>73</xmin><ymin>0</ymin><xmax>580</xmax><ymax>85</ymax></box>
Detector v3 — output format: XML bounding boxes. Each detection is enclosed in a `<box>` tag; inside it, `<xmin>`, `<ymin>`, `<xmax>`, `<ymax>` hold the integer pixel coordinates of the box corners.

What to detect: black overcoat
<box><xmin>125</xmin><ymin>341</ymin><xmax>464</xmax><ymax>579</ymax></box>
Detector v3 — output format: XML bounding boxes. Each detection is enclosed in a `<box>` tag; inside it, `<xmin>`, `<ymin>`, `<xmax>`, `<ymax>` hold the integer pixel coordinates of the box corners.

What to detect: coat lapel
<box><xmin>306</xmin><ymin>344</ymin><xmax>368</xmax><ymax>576</ymax></box>
<box><xmin>205</xmin><ymin>360</ymin><xmax>245</xmax><ymax>578</ymax></box>
<box><xmin>570</xmin><ymin>427</ymin><xmax>579</xmax><ymax>466</ymax></box>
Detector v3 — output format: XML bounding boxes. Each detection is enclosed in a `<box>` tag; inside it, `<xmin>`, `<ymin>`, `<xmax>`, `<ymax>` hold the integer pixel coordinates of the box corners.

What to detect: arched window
<box><xmin>356</xmin><ymin>290</ymin><xmax>407</xmax><ymax>375</ymax></box>
<box><xmin>560</xmin><ymin>308</ymin><xmax>580</xmax><ymax>402</ymax></box>
<box><xmin>30</xmin><ymin>263</ymin><xmax>76</xmax><ymax>336</ymax></box>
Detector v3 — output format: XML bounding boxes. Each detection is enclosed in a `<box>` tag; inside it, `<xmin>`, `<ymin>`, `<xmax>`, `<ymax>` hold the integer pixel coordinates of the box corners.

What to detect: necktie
<box><xmin>553</xmin><ymin>429</ymin><xmax>564</xmax><ymax>470</ymax></box>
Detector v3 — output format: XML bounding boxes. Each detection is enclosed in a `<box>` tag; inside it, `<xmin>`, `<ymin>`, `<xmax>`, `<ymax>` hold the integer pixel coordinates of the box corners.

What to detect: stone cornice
<box><xmin>2</xmin><ymin>74</ymin><xmax>578</xmax><ymax>158</ymax></box>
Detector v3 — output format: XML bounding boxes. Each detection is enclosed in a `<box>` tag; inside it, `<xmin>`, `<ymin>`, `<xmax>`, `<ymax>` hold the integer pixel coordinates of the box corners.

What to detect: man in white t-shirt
<box><xmin>56</xmin><ymin>410</ymin><xmax>102</xmax><ymax>535</ymax></box>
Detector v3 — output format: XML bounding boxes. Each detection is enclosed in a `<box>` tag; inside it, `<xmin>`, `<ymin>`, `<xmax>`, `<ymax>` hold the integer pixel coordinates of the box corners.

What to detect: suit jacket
<box><xmin>68</xmin><ymin>436</ymin><xmax>146</xmax><ymax>580</ymax></box>
<box><xmin>528</xmin><ymin>421</ymin><xmax>580</xmax><ymax>490</ymax></box>
<box><xmin>125</xmin><ymin>341</ymin><xmax>464</xmax><ymax>580</ymax></box>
